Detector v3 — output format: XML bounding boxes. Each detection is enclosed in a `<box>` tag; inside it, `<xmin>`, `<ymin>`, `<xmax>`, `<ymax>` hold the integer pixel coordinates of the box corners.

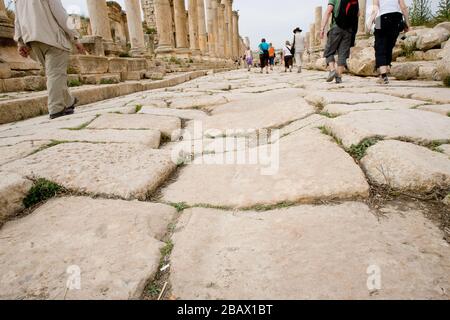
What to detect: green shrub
<box><xmin>68</xmin><ymin>79</ymin><xmax>82</xmax><ymax>87</ymax></box>
<box><xmin>348</xmin><ymin>137</ymin><xmax>382</xmax><ymax>160</ymax></box>
<box><xmin>23</xmin><ymin>179</ymin><xmax>65</xmax><ymax>208</ymax></box>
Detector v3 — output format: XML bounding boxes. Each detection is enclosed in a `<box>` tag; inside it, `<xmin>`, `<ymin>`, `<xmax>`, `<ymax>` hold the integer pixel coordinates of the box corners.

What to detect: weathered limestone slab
<box><xmin>0</xmin><ymin>141</ymin><xmax>50</xmax><ymax>165</ymax></box>
<box><xmin>139</xmin><ymin>106</ymin><xmax>209</xmax><ymax>120</ymax></box>
<box><xmin>198</xmin><ymin>97</ymin><xmax>315</xmax><ymax>135</ymax></box>
<box><xmin>418</xmin><ymin>104</ymin><xmax>450</xmax><ymax>116</ymax></box>
<box><xmin>305</xmin><ymin>91</ymin><xmax>424</xmax><ymax>107</ymax></box>
<box><xmin>162</xmin><ymin>130</ymin><xmax>369</xmax><ymax>208</ymax></box>
<box><xmin>69</xmin><ymin>55</ymin><xmax>109</xmax><ymax>74</ymax></box>
<box><xmin>167</xmin><ymin>95</ymin><xmax>229</xmax><ymax>110</ymax></box>
<box><xmin>382</xmin><ymin>87</ymin><xmax>450</xmax><ymax>104</ymax></box>
<box><xmin>30</xmin><ymin>129</ymin><xmax>161</xmax><ymax>149</ymax></box>
<box><xmin>87</xmin><ymin>113</ymin><xmax>181</xmax><ymax>138</ymax></box>
<box><xmin>361</xmin><ymin>140</ymin><xmax>450</xmax><ymax>191</ymax></box>
<box><xmin>170</xmin><ymin>203</ymin><xmax>450</xmax><ymax>299</ymax></box>
<box><xmin>326</xmin><ymin>109</ymin><xmax>450</xmax><ymax>148</ymax></box>
<box><xmin>273</xmin><ymin>114</ymin><xmax>328</xmax><ymax>143</ymax></box>
<box><xmin>0</xmin><ymin>172</ymin><xmax>33</xmax><ymax>224</ymax></box>
<box><xmin>0</xmin><ymin>197</ymin><xmax>176</xmax><ymax>299</ymax></box>
<box><xmin>2</xmin><ymin>143</ymin><xmax>176</xmax><ymax>200</ymax></box>
<box><xmin>324</xmin><ymin>101</ymin><xmax>420</xmax><ymax>115</ymax></box>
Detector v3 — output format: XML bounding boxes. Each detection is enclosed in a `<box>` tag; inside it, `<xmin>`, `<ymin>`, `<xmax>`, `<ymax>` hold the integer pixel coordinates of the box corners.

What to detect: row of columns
<box><xmin>154</xmin><ymin>0</ymin><xmax>241</xmax><ymax>60</ymax></box>
<box><xmin>308</xmin><ymin>0</ymin><xmax>367</xmax><ymax>51</ymax></box>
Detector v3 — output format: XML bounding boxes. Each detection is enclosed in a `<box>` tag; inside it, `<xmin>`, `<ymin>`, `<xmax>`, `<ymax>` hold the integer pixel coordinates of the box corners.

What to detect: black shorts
<box><xmin>284</xmin><ymin>56</ymin><xmax>293</xmax><ymax>67</ymax></box>
<box><xmin>260</xmin><ymin>51</ymin><xmax>269</xmax><ymax>67</ymax></box>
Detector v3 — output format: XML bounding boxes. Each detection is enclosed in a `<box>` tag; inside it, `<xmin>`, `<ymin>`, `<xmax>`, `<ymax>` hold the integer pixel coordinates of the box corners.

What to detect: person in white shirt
<box><xmin>292</xmin><ymin>28</ymin><xmax>306</xmax><ymax>73</ymax></box>
<box><xmin>244</xmin><ymin>47</ymin><xmax>253</xmax><ymax>72</ymax></box>
<box><xmin>282</xmin><ymin>41</ymin><xmax>294</xmax><ymax>73</ymax></box>
<box><xmin>14</xmin><ymin>0</ymin><xmax>85</xmax><ymax>119</ymax></box>
<box><xmin>367</xmin><ymin>0</ymin><xmax>410</xmax><ymax>84</ymax></box>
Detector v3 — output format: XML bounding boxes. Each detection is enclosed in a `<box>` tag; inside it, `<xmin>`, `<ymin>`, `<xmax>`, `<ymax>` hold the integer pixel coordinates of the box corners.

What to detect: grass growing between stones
<box><xmin>348</xmin><ymin>137</ymin><xmax>383</xmax><ymax>160</ymax></box>
<box><xmin>23</xmin><ymin>178</ymin><xmax>66</xmax><ymax>209</ymax></box>
<box><xmin>320</xmin><ymin>111</ymin><xmax>339</xmax><ymax>118</ymax></box>
<box><xmin>318</xmin><ymin>126</ymin><xmax>343</xmax><ymax>146</ymax></box>
<box><xmin>135</xmin><ymin>104</ymin><xmax>143</xmax><ymax>113</ymax></box>
<box><xmin>64</xmin><ymin>115</ymin><xmax>100</xmax><ymax>131</ymax></box>
<box><xmin>443</xmin><ymin>76</ymin><xmax>450</xmax><ymax>88</ymax></box>
<box><xmin>67</xmin><ymin>79</ymin><xmax>82</xmax><ymax>87</ymax></box>
<box><xmin>29</xmin><ymin>140</ymin><xmax>68</xmax><ymax>155</ymax></box>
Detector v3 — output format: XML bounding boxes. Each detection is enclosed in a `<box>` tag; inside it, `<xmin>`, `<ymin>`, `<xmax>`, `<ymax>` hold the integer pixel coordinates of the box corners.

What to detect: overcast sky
<box><xmin>19</xmin><ymin>0</ymin><xmax>438</xmax><ymax>49</ymax></box>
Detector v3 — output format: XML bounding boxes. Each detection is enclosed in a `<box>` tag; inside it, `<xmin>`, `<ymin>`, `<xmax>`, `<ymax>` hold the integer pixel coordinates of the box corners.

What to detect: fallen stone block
<box><xmin>0</xmin><ymin>197</ymin><xmax>176</xmax><ymax>299</ymax></box>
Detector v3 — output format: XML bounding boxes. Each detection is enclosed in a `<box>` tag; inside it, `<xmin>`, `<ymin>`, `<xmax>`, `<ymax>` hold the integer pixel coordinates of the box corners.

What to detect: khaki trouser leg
<box><xmin>30</xmin><ymin>42</ymin><xmax>74</xmax><ymax>115</ymax></box>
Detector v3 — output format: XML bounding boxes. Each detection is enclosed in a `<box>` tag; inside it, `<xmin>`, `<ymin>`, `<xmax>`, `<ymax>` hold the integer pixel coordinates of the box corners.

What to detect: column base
<box><xmin>175</xmin><ymin>48</ymin><xmax>192</xmax><ymax>60</ymax></box>
<box><xmin>156</xmin><ymin>46</ymin><xmax>175</xmax><ymax>58</ymax></box>
<box><xmin>130</xmin><ymin>47</ymin><xmax>147</xmax><ymax>57</ymax></box>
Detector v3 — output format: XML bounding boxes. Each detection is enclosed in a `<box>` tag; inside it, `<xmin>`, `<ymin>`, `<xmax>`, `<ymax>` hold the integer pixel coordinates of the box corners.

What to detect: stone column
<box><xmin>212</xmin><ymin>0</ymin><xmax>220</xmax><ymax>58</ymax></box>
<box><xmin>206</xmin><ymin>0</ymin><xmax>216</xmax><ymax>58</ymax></box>
<box><xmin>217</xmin><ymin>2</ymin><xmax>226</xmax><ymax>59</ymax></box>
<box><xmin>314</xmin><ymin>6</ymin><xmax>322</xmax><ymax>47</ymax></box>
<box><xmin>232</xmin><ymin>11</ymin><xmax>239</xmax><ymax>59</ymax></box>
<box><xmin>86</xmin><ymin>0</ymin><xmax>113</xmax><ymax>42</ymax></box>
<box><xmin>188</xmin><ymin>0</ymin><xmax>200</xmax><ymax>56</ymax></box>
<box><xmin>173</xmin><ymin>0</ymin><xmax>190</xmax><ymax>57</ymax></box>
<box><xmin>0</xmin><ymin>0</ymin><xmax>13</xmax><ymax>39</ymax></box>
<box><xmin>223</xmin><ymin>0</ymin><xmax>233</xmax><ymax>59</ymax></box>
<box><xmin>197</xmin><ymin>0</ymin><xmax>209</xmax><ymax>55</ymax></box>
<box><xmin>309</xmin><ymin>23</ymin><xmax>315</xmax><ymax>50</ymax></box>
<box><xmin>358</xmin><ymin>0</ymin><xmax>367</xmax><ymax>35</ymax></box>
<box><xmin>124</xmin><ymin>0</ymin><xmax>146</xmax><ymax>56</ymax></box>
<box><xmin>154</xmin><ymin>0</ymin><xmax>175</xmax><ymax>56</ymax></box>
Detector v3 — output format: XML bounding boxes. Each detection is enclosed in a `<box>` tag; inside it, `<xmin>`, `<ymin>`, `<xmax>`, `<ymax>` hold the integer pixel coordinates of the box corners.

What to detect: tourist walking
<box><xmin>14</xmin><ymin>0</ymin><xmax>85</xmax><ymax>119</ymax></box>
<box><xmin>258</xmin><ymin>39</ymin><xmax>270</xmax><ymax>74</ymax></box>
<box><xmin>269</xmin><ymin>43</ymin><xmax>276</xmax><ymax>71</ymax></box>
<box><xmin>245</xmin><ymin>47</ymin><xmax>254</xmax><ymax>72</ymax></box>
<box><xmin>293</xmin><ymin>27</ymin><xmax>306</xmax><ymax>73</ymax></box>
<box><xmin>282</xmin><ymin>41</ymin><xmax>294</xmax><ymax>73</ymax></box>
<box><xmin>320</xmin><ymin>0</ymin><xmax>360</xmax><ymax>84</ymax></box>
<box><xmin>367</xmin><ymin>0</ymin><xmax>410</xmax><ymax>84</ymax></box>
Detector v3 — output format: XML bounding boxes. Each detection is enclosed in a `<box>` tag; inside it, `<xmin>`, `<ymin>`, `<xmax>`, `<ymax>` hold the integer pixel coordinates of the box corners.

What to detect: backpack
<box><xmin>334</xmin><ymin>0</ymin><xmax>359</xmax><ymax>30</ymax></box>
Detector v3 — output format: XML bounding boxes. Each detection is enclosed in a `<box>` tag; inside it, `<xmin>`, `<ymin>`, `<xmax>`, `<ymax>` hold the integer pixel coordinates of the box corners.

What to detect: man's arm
<box><xmin>47</xmin><ymin>0</ymin><xmax>79</xmax><ymax>42</ymax></box>
<box><xmin>47</xmin><ymin>0</ymin><xmax>85</xmax><ymax>53</ymax></box>
<box><xmin>320</xmin><ymin>4</ymin><xmax>334</xmax><ymax>39</ymax></box>
<box><xmin>367</xmin><ymin>0</ymin><xmax>379</xmax><ymax>31</ymax></box>
<box><xmin>398</xmin><ymin>0</ymin><xmax>410</xmax><ymax>32</ymax></box>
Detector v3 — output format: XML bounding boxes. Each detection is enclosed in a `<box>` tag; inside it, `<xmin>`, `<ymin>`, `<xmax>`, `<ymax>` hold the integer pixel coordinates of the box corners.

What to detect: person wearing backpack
<box><xmin>258</xmin><ymin>39</ymin><xmax>270</xmax><ymax>74</ymax></box>
<box><xmin>367</xmin><ymin>0</ymin><xmax>410</xmax><ymax>84</ymax></box>
<box><xmin>320</xmin><ymin>0</ymin><xmax>359</xmax><ymax>84</ymax></box>
<box><xmin>293</xmin><ymin>28</ymin><xmax>306</xmax><ymax>73</ymax></box>
<box><xmin>268</xmin><ymin>43</ymin><xmax>276</xmax><ymax>71</ymax></box>
<box><xmin>282</xmin><ymin>41</ymin><xmax>294</xmax><ymax>73</ymax></box>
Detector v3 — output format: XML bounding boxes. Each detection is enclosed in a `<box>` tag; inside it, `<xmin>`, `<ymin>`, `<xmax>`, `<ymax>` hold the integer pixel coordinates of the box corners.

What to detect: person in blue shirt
<box><xmin>258</xmin><ymin>39</ymin><xmax>270</xmax><ymax>74</ymax></box>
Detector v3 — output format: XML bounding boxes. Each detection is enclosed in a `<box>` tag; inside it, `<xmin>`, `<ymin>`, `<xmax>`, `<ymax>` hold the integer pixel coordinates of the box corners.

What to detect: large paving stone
<box><xmin>324</xmin><ymin>101</ymin><xmax>418</xmax><ymax>115</ymax></box>
<box><xmin>87</xmin><ymin>114</ymin><xmax>181</xmax><ymax>138</ymax></box>
<box><xmin>2</xmin><ymin>143</ymin><xmax>176</xmax><ymax>200</ymax></box>
<box><xmin>440</xmin><ymin>144</ymin><xmax>450</xmax><ymax>156</ymax></box>
<box><xmin>0</xmin><ymin>172</ymin><xmax>33</xmax><ymax>224</ymax></box>
<box><xmin>418</xmin><ymin>104</ymin><xmax>450</xmax><ymax>116</ymax></box>
<box><xmin>138</xmin><ymin>106</ymin><xmax>209</xmax><ymax>120</ymax></box>
<box><xmin>326</xmin><ymin>109</ymin><xmax>450</xmax><ymax>148</ymax></box>
<box><xmin>167</xmin><ymin>95</ymin><xmax>229</xmax><ymax>110</ymax></box>
<box><xmin>0</xmin><ymin>141</ymin><xmax>50</xmax><ymax>165</ymax></box>
<box><xmin>305</xmin><ymin>91</ymin><xmax>424</xmax><ymax>107</ymax></box>
<box><xmin>361</xmin><ymin>140</ymin><xmax>450</xmax><ymax>191</ymax></box>
<box><xmin>0</xmin><ymin>197</ymin><xmax>176</xmax><ymax>299</ymax></box>
<box><xmin>162</xmin><ymin>130</ymin><xmax>369</xmax><ymax>208</ymax></box>
<box><xmin>382</xmin><ymin>87</ymin><xmax>450</xmax><ymax>104</ymax></box>
<box><xmin>196</xmin><ymin>97</ymin><xmax>315</xmax><ymax>135</ymax></box>
<box><xmin>170</xmin><ymin>203</ymin><xmax>450</xmax><ymax>300</ymax></box>
<box><xmin>31</xmin><ymin>129</ymin><xmax>161</xmax><ymax>149</ymax></box>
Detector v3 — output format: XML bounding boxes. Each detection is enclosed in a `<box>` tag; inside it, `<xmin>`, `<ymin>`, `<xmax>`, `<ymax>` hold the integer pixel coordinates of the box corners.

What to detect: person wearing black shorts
<box><xmin>258</xmin><ymin>38</ymin><xmax>270</xmax><ymax>74</ymax></box>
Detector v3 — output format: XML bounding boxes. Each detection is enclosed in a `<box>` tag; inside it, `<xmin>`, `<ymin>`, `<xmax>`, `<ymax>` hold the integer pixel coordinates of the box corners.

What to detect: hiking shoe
<box><xmin>335</xmin><ymin>76</ymin><xmax>342</xmax><ymax>84</ymax></box>
<box><xmin>49</xmin><ymin>107</ymin><xmax>75</xmax><ymax>120</ymax></box>
<box><xmin>67</xmin><ymin>97</ymin><xmax>78</xmax><ymax>111</ymax></box>
<box><xmin>326</xmin><ymin>70</ymin><xmax>337</xmax><ymax>82</ymax></box>
<box><xmin>298</xmin><ymin>67</ymin><xmax>302</xmax><ymax>73</ymax></box>
<box><xmin>377</xmin><ymin>76</ymin><xmax>390</xmax><ymax>85</ymax></box>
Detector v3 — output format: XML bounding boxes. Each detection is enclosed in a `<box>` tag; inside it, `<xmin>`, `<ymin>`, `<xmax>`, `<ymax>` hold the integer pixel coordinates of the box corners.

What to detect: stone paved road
<box><xmin>0</xmin><ymin>69</ymin><xmax>449</xmax><ymax>300</ymax></box>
